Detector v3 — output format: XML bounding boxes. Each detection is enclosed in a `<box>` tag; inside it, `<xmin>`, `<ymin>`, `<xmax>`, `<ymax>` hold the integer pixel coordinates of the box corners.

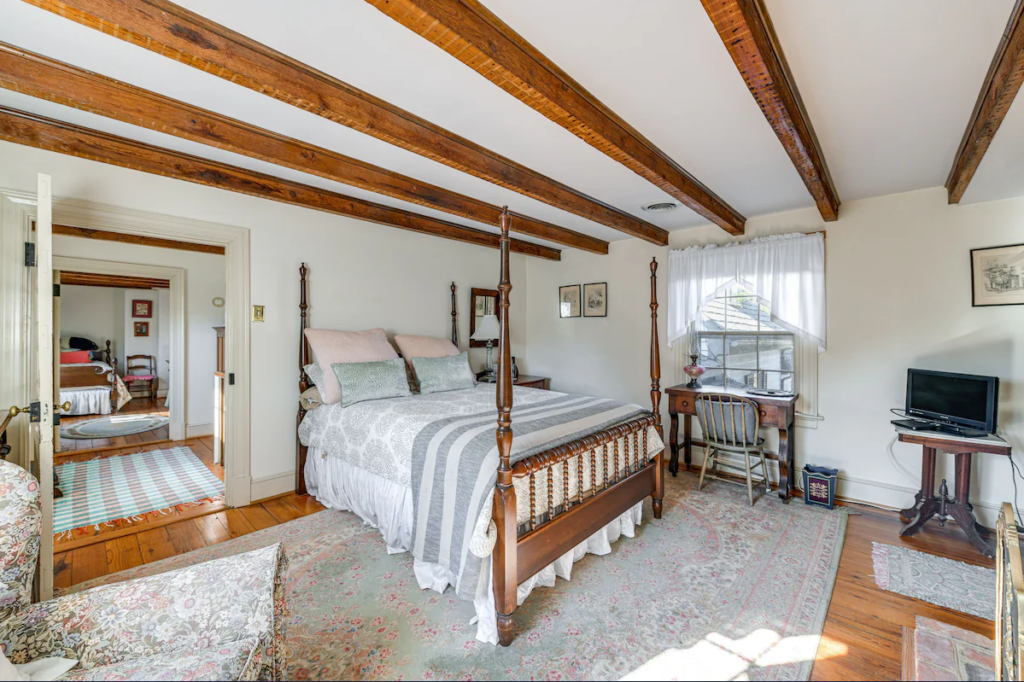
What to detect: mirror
<box><xmin>469</xmin><ymin>288</ymin><xmax>499</xmax><ymax>348</ymax></box>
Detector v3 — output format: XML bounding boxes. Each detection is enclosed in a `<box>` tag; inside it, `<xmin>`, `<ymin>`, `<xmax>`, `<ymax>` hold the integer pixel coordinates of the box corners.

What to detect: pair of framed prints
<box><xmin>558</xmin><ymin>282</ymin><xmax>606</xmax><ymax>318</ymax></box>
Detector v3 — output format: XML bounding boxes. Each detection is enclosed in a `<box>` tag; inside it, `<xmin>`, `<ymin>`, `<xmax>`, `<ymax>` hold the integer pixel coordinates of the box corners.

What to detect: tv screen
<box><xmin>906</xmin><ymin>369</ymin><xmax>998</xmax><ymax>433</ymax></box>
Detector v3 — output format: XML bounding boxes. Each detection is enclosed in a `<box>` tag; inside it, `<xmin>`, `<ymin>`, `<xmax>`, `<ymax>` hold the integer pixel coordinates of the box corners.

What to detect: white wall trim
<box><xmin>186</xmin><ymin>422</ymin><xmax>214</xmax><ymax>438</ymax></box>
<box><xmin>250</xmin><ymin>471</ymin><xmax>295</xmax><ymax>503</ymax></box>
<box><xmin>54</xmin><ymin>256</ymin><xmax>187</xmax><ymax>442</ymax></box>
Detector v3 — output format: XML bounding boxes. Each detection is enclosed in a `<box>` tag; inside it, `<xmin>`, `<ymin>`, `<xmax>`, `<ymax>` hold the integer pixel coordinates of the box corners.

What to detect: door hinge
<box><xmin>53</xmin><ymin>283</ymin><xmax>61</xmax><ymax>297</ymax></box>
<box><xmin>54</xmin><ymin>410</ymin><xmax>61</xmax><ymax>425</ymax></box>
<box><xmin>29</xmin><ymin>401</ymin><xmax>40</xmax><ymax>423</ymax></box>
<box><xmin>228</xmin><ymin>373</ymin><xmax>235</xmax><ymax>386</ymax></box>
<box><xmin>24</xmin><ymin>242</ymin><xmax>35</xmax><ymax>267</ymax></box>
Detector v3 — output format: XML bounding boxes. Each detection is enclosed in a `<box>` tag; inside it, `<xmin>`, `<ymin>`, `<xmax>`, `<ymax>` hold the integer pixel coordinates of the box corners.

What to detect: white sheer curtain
<box><xmin>667</xmin><ymin>232</ymin><xmax>826</xmax><ymax>349</ymax></box>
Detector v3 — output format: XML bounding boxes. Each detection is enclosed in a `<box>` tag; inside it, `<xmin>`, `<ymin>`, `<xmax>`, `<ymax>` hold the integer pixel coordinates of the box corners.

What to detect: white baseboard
<box><xmin>186</xmin><ymin>422</ymin><xmax>214</xmax><ymax>438</ymax></box>
<box><xmin>250</xmin><ymin>471</ymin><xmax>295</xmax><ymax>502</ymax></box>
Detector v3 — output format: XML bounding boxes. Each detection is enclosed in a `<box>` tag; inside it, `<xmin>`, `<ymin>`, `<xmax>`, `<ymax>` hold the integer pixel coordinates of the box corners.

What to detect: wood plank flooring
<box><xmin>58</xmin><ymin>394</ymin><xmax>171</xmax><ymax>452</ymax></box>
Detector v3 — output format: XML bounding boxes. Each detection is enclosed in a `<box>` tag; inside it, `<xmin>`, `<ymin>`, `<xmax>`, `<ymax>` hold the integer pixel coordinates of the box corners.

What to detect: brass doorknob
<box><xmin>8</xmin><ymin>405</ymin><xmax>29</xmax><ymax>417</ymax></box>
<box><xmin>58</xmin><ymin>401</ymin><xmax>71</xmax><ymax>412</ymax></box>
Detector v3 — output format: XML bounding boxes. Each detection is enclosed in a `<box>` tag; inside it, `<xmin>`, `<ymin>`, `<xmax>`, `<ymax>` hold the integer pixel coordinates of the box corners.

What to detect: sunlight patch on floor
<box><xmin>620</xmin><ymin>630</ymin><xmax>848</xmax><ymax>680</ymax></box>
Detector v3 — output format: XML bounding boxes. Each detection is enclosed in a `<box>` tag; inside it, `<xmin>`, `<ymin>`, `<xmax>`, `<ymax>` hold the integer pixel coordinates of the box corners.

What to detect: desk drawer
<box><xmin>756</xmin><ymin>405</ymin><xmax>779</xmax><ymax>425</ymax></box>
<box><xmin>670</xmin><ymin>394</ymin><xmax>695</xmax><ymax>414</ymax></box>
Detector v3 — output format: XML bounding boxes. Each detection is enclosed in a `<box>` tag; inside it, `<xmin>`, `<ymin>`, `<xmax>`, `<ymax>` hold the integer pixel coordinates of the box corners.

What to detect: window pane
<box><xmin>761</xmin><ymin>371</ymin><xmax>795</xmax><ymax>392</ymax></box>
<box><xmin>726</xmin><ymin>369</ymin><xmax>756</xmax><ymax>389</ymax></box>
<box><xmin>758</xmin><ymin>304</ymin><xmax>788</xmax><ymax>332</ymax></box>
<box><xmin>700</xmin><ymin>298</ymin><xmax>727</xmax><ymax>332</ymax></box>
<box><xmin>702</xmin><ymin>369</ymin><xmax>724</xmax><ymax>387</ymax></box>
<box><xmin>698</xmin><ymin>335</ymin><xmax>724</xmax><ymax>368</ymax></box>
<box><xmin>758</xmin><ymin>335</ymin><xmax>795</xmax><ymax>372</ymax></box>
<box><xmin>725</xmin><ymin>296</ymin><xmax>759</xmax><ymax>332</ymax></box>
<box><xmin>725</xmin><ymin>335</ymin><xmax>758</xmax><ymax>370</ymax></box>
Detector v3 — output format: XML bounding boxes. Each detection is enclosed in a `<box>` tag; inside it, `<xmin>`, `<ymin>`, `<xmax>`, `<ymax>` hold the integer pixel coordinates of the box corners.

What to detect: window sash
<box><xmin>697</xmin><ymin>330</ymin><xmax>795</xmax><ymax>390</ymax></box>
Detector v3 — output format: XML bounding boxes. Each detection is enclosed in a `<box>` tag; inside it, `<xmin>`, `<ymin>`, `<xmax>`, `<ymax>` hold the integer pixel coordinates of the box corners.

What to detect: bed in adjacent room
<box><xmin>296</xmin><ymin>210</ymin><xmax>665</xmax><ymax>646</ymax></box>
<box><xmin>59</xmin><ymin>340</ymin><xmax>121</xmax><ymax>416</ymax></box>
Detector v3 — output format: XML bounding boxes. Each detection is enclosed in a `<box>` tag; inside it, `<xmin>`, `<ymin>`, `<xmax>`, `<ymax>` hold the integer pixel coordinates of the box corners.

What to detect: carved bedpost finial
<box><xmin>650</xmin><ymin>257</ymin><xmax>662</xmax><ymax>436</ymax></box>
<box><xmin>451</xmin><ymin>281</ymin><xmax>458</xmax><ymax>347</ymax></box>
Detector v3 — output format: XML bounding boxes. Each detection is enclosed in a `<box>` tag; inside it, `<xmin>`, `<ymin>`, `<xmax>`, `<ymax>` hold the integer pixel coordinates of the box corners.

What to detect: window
<box><xmin>697</xmin><ymin>285</ymin><xmax>795</xmax><ymax>391</ymax></box>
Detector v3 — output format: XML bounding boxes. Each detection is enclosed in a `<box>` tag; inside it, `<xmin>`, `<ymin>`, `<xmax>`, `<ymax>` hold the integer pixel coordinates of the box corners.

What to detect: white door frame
<box><xmin>0</xmin><ymin>190</ymin><xmax>253</xmax><ymax>507</ymax></box>
<box><xmin>53</xmin><ymin>256</ymin><xmax>187</xmax><ymax>441</ymax></box>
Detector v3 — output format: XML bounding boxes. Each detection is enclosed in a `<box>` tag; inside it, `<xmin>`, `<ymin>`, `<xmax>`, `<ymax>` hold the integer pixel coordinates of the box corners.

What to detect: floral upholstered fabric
<box><xmin>0</xmin><ymin>460</ymin><xmax>41</xmax><ymax>623</ymax></box>
<box><xmin>0</xmin><ymin>518</ymin><xmax>288</xmax><ymax>682</ymax></box>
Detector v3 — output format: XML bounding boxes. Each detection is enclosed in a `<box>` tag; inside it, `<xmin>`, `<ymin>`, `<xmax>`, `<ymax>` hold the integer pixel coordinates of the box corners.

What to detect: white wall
<box><xmin>0</xmin><ymin>141</ymin><xmax>527</xmax><ymax>492</ymax></box>
<box><xmin>59</xmin><ymin>285</ymin><xmax>120</xmax><ymax>356</ymax></box>
<box><xmin>526</xmin><ymin>187</ymin><xmax>1024</xmax><ymax>525</ymax></box>
<box><xmin>156</xmin><ymin>288</ymin><xmax>171</xmax><ymax>395</ymax></box>
<box><xmin>123</xmin><ymin>288</ymin><xmax>159</xmax><ymax>373</ymax></box>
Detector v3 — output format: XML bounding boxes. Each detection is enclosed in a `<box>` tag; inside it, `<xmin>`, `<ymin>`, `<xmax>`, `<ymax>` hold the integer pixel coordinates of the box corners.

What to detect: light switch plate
<box><xmin>252</xmin><ymin>305</ymin><xmax>265</xmax><ymax>322</ymax></box>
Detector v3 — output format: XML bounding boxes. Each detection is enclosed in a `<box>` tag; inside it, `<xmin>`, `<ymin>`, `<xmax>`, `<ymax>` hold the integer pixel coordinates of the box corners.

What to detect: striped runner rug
<box><xmin>54</xmin><ymin>446</ymin><xmax>224</xmax><ymax>534</ymax></box>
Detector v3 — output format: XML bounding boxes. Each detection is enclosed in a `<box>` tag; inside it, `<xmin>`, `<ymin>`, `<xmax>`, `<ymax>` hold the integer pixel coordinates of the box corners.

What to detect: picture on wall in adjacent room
<box><xmin>134</xmin><ymin>321</ymin><xmax>149</xmax><ymax>337</ymax></box>
<box><xmin>584</xmin><ymin>282</ymin><xmax>607</xmax><ymax>317</ymax></box>
<box><xmin>559</xmin><ymin>284</ymin><xmax>581</xmax><ymax>318</ymax></box>
<box><xmin>971</xmin><ymin>242</ymin><xmax>1024</xmax><ymax>307</ymax></box>
<box><xmin>133</xmin><ymin>299</ymin><xmax>152</xmax><ymax>318</ymax></box>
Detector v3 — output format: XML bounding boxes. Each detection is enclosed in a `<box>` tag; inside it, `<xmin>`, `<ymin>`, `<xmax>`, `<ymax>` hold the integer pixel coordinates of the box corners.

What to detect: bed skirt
<box><xmin>305</xmin><ymin>446</ymin><xmax>644</xmax><ymax>645</ymax></box>
<box><xmin>60</xmin><ymin>387</ymin><xmax>112</xmax><ymax>416</ymax></box>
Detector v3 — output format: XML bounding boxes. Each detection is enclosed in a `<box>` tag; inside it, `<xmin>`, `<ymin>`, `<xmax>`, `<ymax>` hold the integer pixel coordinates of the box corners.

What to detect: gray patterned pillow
<box><xmin>303</xmin><ymin>363</ymin><xmax>326</xmax><ymax>396</ymax></box>
<box><xmin>410</xmin><ymin>352</ymin><xmax>475</xmax><ymax>395</ymax></box>
<box><xmin>331</xmin><ymin>358</ymin><xmax>411</xmax><ymax>407</ymax></box>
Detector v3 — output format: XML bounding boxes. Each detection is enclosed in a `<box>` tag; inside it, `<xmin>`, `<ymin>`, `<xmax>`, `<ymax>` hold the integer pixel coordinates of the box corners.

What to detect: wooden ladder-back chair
<box><xmin>123</xmin><ymin>354</ymin><xmax>157</xmax><ymax>398</ymax></box>
<box><xmin>695</xmin><ymin>393</ymin><xmax>769</xmax><ymax>505</ymax></box>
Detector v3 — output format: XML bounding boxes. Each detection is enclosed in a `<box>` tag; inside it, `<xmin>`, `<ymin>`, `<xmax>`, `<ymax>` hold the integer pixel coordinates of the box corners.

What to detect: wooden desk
<box><xmin>897</xmin><ymin>428</ymin><xmax>1011</xmax><ymax>557</ymax></box>
<box><xmin>666</xmin><ymin>385</ymin><xmax>799</xmax><ymax>502</ymax></box>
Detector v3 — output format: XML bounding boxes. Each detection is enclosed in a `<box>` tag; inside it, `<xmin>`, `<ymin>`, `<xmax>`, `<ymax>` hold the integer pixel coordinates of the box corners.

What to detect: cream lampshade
<box><xmin>470</xmin><ymin>314</ymin><xmax>501</xmax><ymax>380</ymax></box>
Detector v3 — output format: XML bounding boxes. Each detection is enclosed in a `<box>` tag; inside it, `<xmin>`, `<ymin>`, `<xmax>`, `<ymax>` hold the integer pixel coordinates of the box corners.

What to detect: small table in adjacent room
<box><xmin>897</xmin><ymin>427</ymin><xmax>1011</xmax><ymax>558</ymax></box>
<box><xmin>666</xmin><ymin>384</ymin><xmax>799</xmax><ymax>502</ymax></box>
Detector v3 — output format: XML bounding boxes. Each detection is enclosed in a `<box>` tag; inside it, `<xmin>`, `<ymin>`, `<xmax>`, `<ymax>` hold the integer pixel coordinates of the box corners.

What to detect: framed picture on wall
<box><xmin>133</xmin><ymin>299</ymin><xmax>152</xmax><ymax>318</ymax></box>
<box><xmin>583</xmin><ymin>282</ymin><xmax>607</xmax><ymax>317</ymax></box>
<box><xmin>558</xmin><ymin>285</ymin><xmax>581</xmax><ymax>318</ymax></box>
<box><xmin>134</xmin><ymin>321</ymin><xmax>149</xmax><ymax>337</ymax></box>
<box><xmin>971</xmin><ymin>243</ymin><xmax>1024</xmax><ymax>307</ymax></box>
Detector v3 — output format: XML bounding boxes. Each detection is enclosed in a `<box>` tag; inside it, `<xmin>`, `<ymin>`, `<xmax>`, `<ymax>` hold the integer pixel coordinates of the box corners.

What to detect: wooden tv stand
<box><xmin>897</xmin><ymin>428</ymin><xmax>1011</xmax><ymax>557</ymax></box>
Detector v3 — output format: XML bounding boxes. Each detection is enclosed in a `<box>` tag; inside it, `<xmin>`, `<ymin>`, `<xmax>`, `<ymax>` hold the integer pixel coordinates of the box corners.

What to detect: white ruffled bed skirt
<box><xmin>60</xmin><ymin>387</ymin><xmax>112</xmax><ymax>416</ymax></box>
<box><xmin>305</xmin><ymin>446</ymin><xmax>643</xmax><ymax>645</ymax></box>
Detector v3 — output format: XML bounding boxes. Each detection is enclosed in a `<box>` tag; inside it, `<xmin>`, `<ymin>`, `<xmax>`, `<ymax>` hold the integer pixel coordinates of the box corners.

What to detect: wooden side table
<box><xmin>476</xmin><ymin>372</ymin><xmax>550</xmax><ymax>390</ymax></box>
<box><xmin>897</xmin><ymin>428</ymin><xmax>1011</xmax><ymax>557</ymax></box>
<box><xmin>666</xmin><ymin>384</ymin><xmax>798</xmax><ymax>502</ymax></box>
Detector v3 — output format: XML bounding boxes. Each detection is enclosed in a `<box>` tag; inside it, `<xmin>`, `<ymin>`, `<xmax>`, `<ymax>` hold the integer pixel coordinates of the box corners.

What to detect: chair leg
<box><xmin>697</xmin><ymin>445</ymin><xmax>713</xmax><ymax>491</ymax></box>
<box><xmin>744</xmin><ymin>450</ymin><xmax>754</xmax><ymax>505</ymax></box>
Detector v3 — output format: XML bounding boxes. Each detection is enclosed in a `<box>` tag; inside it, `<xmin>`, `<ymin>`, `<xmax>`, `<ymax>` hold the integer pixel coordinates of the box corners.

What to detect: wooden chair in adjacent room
<box><xmin>123</xmin><ymin>354</ymin><xmax>157</xmax><ymax>398</ymax></box>
<box><xmin>695</xmin><ymin>393</ymin><xmax>770</xmax><ymax>505</ymax></box>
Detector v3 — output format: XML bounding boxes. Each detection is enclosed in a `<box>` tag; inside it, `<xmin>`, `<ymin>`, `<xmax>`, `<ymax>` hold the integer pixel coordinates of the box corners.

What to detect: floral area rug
<box><xmin>872</xmin><ymin>542</ymin><xmax>995</xmax><ymax>620</ymax></box>
<box><xmin>63</xmin><ymin>474</ymin><xmax>847</xmax><ymax>681</ymax></box>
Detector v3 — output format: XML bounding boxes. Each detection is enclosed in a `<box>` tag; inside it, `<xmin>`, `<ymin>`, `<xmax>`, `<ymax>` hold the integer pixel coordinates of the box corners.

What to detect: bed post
<box><xmin>450</xmin><ymin>281</ymin><xmax>458</xmax><ymax>347</ymax></box>
<box><xmin>650</xmin><ymin>257</ymin><xmax>664</xmax><ymax>519</ymax></box>
<box><xmin>493</xmin><ymin>207</ymin><xmax>518</xmax><ymax>647</ymax></box>
<box><xmin>296</xmin><ymin>262</ymin><xmax>310</xmax><ymax>496</ymax></box>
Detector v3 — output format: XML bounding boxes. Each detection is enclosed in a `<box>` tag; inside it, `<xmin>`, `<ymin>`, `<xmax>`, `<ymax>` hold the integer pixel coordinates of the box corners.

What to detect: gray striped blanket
<box><xmin>411</xmin><ymin>391</ymin><xmax>650</xmax><ymax>598</ymax></box>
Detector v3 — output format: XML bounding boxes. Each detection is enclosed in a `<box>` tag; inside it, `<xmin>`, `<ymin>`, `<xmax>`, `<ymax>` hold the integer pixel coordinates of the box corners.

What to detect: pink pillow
<box><xmin>393</xmin><ymin>335</ymin><xmax>459</xmax><ymax>362</ymax></box>
<box><xmin>304</xmin><ymin>328</ymin><xmax>398</xmax><ymax>404</ymax></box>
<box><xmin>60</xmin><ymin>350</ymin><xmax>91</xmax><ymax>364</ymax></box>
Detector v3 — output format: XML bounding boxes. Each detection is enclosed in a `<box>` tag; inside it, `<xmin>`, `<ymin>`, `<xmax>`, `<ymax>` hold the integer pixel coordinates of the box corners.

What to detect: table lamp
<box><xmin>471</xmin><ymin>314</ymin><xmax>501</xmax><ymax>381</ymax></box>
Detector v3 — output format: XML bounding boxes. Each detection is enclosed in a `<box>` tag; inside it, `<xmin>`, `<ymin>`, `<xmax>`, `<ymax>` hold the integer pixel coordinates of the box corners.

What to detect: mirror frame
<box><xmin>469</xmin><ymin>287</ymin><xmax>499</xmax><ymax>348</ymax></box>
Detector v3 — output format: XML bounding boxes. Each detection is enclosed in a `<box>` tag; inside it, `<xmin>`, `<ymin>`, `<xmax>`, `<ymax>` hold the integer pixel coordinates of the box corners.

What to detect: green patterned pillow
<box><xmin>331</xmin><ymin>358</ymin><xmax>411</xmax><ymax>407</ymax></box>
<box><xmin>410</xmin><ymin>352</ymin><xmax>476</xmax><ymax>395</ymax></box>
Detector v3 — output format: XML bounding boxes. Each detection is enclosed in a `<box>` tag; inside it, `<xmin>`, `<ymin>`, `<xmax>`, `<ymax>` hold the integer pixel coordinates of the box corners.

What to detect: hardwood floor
<box><xmin>58</xmin><ymin>395</ymin><xmax>170</xmax><ymax>453</ymax></box>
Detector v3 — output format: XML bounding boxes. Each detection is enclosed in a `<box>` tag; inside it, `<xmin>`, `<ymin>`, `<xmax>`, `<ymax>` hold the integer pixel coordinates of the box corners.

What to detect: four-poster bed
<box><xmin>295</xmin><ymin>209</ymin><xmax>664</xmax><ymax>646</ymax></box>
<box><xmin>59</xmin><ymin>340</ymin><xmax>119</xmax><ymax>416</ymax></box>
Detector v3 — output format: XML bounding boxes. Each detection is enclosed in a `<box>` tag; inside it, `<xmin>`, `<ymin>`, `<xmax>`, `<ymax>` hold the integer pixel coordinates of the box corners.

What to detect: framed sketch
<box><xmin>134</xmin><ymin>321</ymin><xmax>150</xmax><ymax>337</ymax></box>
<box><xmin>132</xmin><ymin>299</ymin><xmax>152</xmax><ymax>318</ymax></box>
<box><xmin>583</xmin><ymin>282</ymin><xmax>607</xmax><ymax>317</ymax></box>
<box><xmin>971</xmin><ymin>243</ymin><xmax>1024</xmax><ymax>307</ymax></box>
<box><xmin>558</xmin><ymin>284</ymin><xmax>581</xmax><ymax>318</ymax></box>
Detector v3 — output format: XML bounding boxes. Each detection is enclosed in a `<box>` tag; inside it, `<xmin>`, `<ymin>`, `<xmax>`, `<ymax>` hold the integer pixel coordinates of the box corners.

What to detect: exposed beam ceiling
<box><xmin>53</xmin><ymin>223</ymin><xmax>226</xmax><ymax>255</ymax></box>
<box><xmin>946</xmin><ymin>0</ymin><xmax>1024</xmax><ymax>203</ymax></box>
<box><xmin>702</xmin><ymin>0</ymin><xmax>839</xmax><ymax>222</ymax></box>
<box><xmin>61</xmin><ymin>271</ymin><xmax>170</xmax><ymax>288</ymax></box>
<box><xmin>0</xmin><ymin>107</ymin><xmax>560</xmax><ymax>260</ymax></box>
<box><xmin>21</xmin><ymin>0</ymin><xmax>667</xmax><ymax>245</ymax></box>
<box><xmin>0</xmin><ymin>43</ymin><xmax>607</xmax><ymax>255</ymax></box>
<box><xmin>365</xmin><ymin>0</ymin><xmax>746</xmax><ymax>236</ymax></box>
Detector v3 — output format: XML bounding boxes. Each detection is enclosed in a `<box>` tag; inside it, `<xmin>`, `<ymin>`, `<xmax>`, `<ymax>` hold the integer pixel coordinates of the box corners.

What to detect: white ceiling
<box><xmin>0</xmin><ymin>0</ymin><xmax>1019</xmax><ymax>249</ymax></box>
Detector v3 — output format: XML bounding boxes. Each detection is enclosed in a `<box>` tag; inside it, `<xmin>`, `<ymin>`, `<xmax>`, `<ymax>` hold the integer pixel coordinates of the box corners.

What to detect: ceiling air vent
<box><xmin>641</xmin><ymin>201</ymin><xmax>678</xmax><ymax>213</ymax></box>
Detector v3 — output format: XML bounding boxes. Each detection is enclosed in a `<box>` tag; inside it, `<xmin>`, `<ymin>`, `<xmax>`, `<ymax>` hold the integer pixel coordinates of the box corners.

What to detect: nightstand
<box><xmin>514</xmin><ymin>375</ymin><xmax>550</xmax><ymax>390</ymax></box>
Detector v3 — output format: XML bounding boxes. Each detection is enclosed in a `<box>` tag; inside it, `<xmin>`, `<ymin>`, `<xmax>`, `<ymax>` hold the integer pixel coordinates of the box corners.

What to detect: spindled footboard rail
<box><xmin>491</xmin><ymin>208</ymin><xmax>664</xmax><ymax>646</ymax></box>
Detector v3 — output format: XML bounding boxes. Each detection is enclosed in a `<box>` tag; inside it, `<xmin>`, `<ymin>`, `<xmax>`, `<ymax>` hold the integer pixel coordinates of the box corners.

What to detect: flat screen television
<box><xmin>906</xmin><ymin>368</ymin><xmax>999</xmax><ymax>435</ymax></box>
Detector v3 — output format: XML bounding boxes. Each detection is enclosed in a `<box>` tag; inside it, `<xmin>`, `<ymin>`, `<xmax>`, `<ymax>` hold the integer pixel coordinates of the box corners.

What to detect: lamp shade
<box><xmin>471</xmin><ymin>314</ymin><xmax>501</xmax><ymax>341</ymax></box>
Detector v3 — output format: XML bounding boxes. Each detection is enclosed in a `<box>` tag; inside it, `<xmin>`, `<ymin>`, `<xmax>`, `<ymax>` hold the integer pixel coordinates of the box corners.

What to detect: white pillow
<box><xmin>0</xmin><ymin>648</ymin><xmax>77</xmax><ymax>682</ymax></box>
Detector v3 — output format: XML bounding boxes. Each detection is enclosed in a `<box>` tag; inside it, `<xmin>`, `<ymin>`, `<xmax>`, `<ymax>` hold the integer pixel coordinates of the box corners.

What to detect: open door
<box><xmin>32</xmin><ymin>173</ymin><xmax>56</xmax><ymax>600</ymax></box>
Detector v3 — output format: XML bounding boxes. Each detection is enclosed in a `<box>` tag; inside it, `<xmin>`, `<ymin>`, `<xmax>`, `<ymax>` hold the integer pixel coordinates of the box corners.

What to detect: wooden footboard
<box><xmin>491</xmin><ymin>209</ymin><xmax>663</xmax><ymax>646</ymax></box>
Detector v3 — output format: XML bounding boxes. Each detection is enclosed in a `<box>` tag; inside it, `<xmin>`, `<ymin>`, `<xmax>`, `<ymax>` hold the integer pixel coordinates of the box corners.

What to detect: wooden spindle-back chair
<box><xmin>695</xmin><ymin>393</ymin><xmax>769</xmax><ymax>505</ymax></box>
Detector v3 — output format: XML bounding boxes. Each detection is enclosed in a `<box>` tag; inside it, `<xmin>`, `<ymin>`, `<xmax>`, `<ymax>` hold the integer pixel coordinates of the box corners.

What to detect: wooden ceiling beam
<box><xmin>0</xmin><ymin>43</ymin><xmax>606</xmax><ymax>255</ymax></box>
<box><xmin>702</xmin><ymin>0</ymin><xmax>839</xmax><ymax>221</ymax></box>
<box><xmin>61</xmin><ymin>271</ymin><xmax>170</xmax><ymax>288</ymax></box>
<box><xmin>365</xmin><ymin>0</ymin><xmax>746</xmax><ymax>236</ymax></box>
<box><xmin>0</xmin><ymin>107</ymin><xmax>561</xmax><ymax>260</ymax></box>
<box><xmin>53</xmin><ymin>223</ymin><xmax>225</xmax><ymax>255</ymax></box>
<box><xmin>22</xmin><ymin>0</ymin><xmax>666</xmax><ymax>245</ymax></box>
<box><xmin>946</xmin><ymin>0</ymin><xmax>1024</xmax><ymax>203</ymax></box>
